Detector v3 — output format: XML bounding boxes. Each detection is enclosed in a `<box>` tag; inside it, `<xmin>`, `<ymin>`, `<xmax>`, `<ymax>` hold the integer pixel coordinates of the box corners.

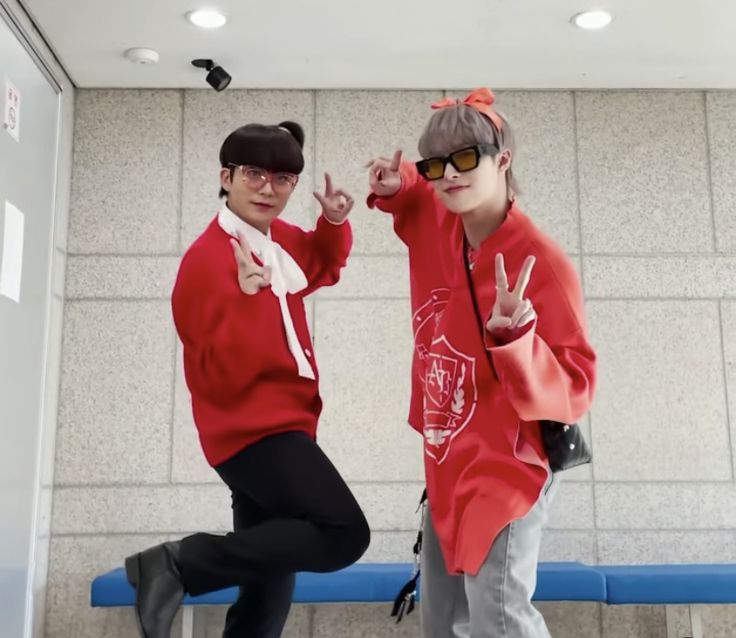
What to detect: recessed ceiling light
<box><xmin>187</xmin><ymin>9</ymin><xmax>227</xmax><ymax>29</ymax></box>
<box><xmin>572</xmin><ymin>9</ymin><xmax>613</xmax><ymax>30</ymax></box>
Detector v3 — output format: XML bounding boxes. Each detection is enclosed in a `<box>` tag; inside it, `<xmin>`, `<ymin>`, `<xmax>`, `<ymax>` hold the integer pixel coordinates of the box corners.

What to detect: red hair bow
<box><xmin>431</xmin><ymin>87</ymin><xmax>504</xmax><ymax>134</ymax></box>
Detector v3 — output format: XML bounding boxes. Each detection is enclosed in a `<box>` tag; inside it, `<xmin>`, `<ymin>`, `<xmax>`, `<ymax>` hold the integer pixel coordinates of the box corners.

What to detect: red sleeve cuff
<box><xmin>316</xmin><ymin>212</ymin><xmax>352</xmax><ymax>236</ymax></box>
<box><xmin>321</xmin><ymin>212</ymin><xmax>348</xmax><ymax>226</ymax></box>
<box><xmin>366</xmin><ymin>190</ymin><xmax>399</xmax><ymax>211</ymax></box>
<box><xmin>366</xmin><ymin>161</ymin><xmax>420</xmax><ymax>211</ymax></box>
<box><xmin>314</xmin><ymin>213</ymin><xmax>353</xmax><ymax>260</ymax></box>
<box><xmin>484</xmin><ymin>319</ymin><xmax>536</xmax><ymax>350</ymax></box>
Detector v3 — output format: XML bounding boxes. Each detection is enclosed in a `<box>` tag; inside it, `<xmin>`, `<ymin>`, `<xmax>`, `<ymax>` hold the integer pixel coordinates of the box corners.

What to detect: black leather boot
<box><xmin>125</xmin><ymin>541</ymin><xmax>184</xmax><ymax>638</ymax></box>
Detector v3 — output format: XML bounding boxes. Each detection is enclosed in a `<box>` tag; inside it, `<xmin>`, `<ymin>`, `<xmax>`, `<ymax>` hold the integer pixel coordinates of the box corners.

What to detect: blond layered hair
<box><xmin>417</xmin><ymin>104</ymin><xmax>519</xmax><ymax>195</ymax></box>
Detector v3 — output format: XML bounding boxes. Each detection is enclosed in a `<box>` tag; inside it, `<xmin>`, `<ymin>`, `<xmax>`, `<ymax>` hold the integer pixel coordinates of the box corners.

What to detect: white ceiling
<box><xmin>19</xmin><ymin>0</ymin><xmax>736</xmax><ymax>90</ymax></box>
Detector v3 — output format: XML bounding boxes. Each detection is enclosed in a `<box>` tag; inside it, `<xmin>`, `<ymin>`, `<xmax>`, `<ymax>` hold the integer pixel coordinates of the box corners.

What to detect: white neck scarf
<box><xmin>218</xmin><ymin>205</ymin><xmax>315</xmax><ymax>380</ymax></box>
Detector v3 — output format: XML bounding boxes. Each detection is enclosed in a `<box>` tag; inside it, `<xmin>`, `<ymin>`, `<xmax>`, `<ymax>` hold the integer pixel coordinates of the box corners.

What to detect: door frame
<box><xmin>0</xmin><ymin>2</ymin><xmax>74</xmax><ymax>637</ymax></box>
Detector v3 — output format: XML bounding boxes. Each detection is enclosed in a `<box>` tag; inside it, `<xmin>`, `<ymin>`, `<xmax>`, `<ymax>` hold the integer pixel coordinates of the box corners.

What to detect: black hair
<box><xmin>218</xmin><ymin>121</ymin><xmax>305</xmax><ymax>198</ymax></box>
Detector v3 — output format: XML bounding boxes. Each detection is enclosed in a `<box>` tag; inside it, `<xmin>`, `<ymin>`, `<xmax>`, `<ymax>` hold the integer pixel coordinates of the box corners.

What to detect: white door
<box><xmin>0</xmin><ymin>8</ymin><xmax>61</xmax><ymax>637</ymax></box>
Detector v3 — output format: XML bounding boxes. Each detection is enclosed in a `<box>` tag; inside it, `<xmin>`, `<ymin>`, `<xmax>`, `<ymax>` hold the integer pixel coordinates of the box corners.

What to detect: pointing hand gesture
<box><xmin>314</xmin><ymin>173</ymin><xmax>354</xmax><ymax>224</ymax></box>
<box><xmin>365</xmin><ymin>150</ymin><xmax>403</xmax><ymax>198</ymax></box>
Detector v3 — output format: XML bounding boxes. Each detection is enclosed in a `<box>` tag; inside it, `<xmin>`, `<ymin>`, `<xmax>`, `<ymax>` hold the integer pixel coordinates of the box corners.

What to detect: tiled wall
<box><xmin>46</xmin><ymin>89</ymin><xmax>736</xmax><ymax>637</ymax></box>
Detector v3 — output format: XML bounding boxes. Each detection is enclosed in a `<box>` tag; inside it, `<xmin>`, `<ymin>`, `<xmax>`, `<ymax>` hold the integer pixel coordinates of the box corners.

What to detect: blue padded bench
<box><xmin>91</xmin><ymin>561</ymin><xmax>606</xmax><ymax>638</ymax></box>
<box><xmin>600</xmin><ymin>564</ymin><xmax>736</xmax><ymax>638</ymax></box>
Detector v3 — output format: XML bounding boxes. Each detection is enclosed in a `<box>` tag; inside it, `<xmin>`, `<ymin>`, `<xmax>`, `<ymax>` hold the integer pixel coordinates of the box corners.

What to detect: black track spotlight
<box><xmin>191</xmin><ymin>59</ymin><xmax>232</xmax><ymax>91</ymax></box>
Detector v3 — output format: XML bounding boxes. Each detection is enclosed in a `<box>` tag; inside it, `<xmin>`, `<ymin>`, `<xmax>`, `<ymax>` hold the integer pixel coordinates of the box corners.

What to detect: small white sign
<box><xmin>0</xmin><ymin>201</ymin><xmax>25</xmax><ymax>303</ymax></box>
<box><xmin>3</xmin><ymin>78</ymin><xmax>21</xmax><ymax>142</ymax></box>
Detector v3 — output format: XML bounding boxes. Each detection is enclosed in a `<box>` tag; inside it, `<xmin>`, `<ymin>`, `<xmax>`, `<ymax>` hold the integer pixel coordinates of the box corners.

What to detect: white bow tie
<box><xmin>218</xmin><ymin>206</ymin><xmax>315</xmax><ymax>380</ymax></box>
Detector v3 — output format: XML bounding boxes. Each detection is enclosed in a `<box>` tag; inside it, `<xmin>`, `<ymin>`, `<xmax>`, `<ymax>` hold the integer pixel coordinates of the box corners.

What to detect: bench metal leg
<box><xmin>689</xmin><ymin>605</ymin><xmax>703</xmax><ymax>638</ymax></box>
<box><xmin>182</xmin><ymin>607</ymin><xmax>194</xmax><ymax>638</ymax></box>
<box><xmin>665</xmin><ymin>605</ymin><xmax>678</xmax><ymax>638</ymax></box>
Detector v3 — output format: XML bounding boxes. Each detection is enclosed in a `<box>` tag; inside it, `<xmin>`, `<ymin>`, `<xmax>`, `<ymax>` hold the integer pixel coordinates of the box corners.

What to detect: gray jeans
<box><xmin>420</xmin><ymin>474</ymin><xmax>560</xmax><ymax>638</ymax></box>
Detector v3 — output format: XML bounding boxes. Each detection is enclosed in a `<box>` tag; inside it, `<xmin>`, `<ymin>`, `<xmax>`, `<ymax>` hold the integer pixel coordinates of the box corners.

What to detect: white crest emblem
<box><xmin>422</xmin><ymin>335</ymin><xmax>478</xmax><ymax>464</ymax></box>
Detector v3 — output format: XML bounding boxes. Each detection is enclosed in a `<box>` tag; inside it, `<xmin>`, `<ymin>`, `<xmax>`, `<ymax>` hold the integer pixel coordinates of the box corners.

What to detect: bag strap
<box><xmin>462</xmin><ymin>236</ymin><xmax>497</xmax><ymax>373</ymax></box>
<box><xmin>464</xmin><ymin>239</ymin><xmax>578</xmax><ymax>452</ymax></box>
<box><xmin>390</xmin><ymin>488</ymin><xmax>427</xmax><ymax>622</ymax></box>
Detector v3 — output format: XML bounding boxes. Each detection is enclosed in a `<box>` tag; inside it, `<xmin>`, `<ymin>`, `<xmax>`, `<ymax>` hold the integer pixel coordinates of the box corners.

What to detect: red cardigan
<box><xmin>172</xmin><ymin>213</ymin><xmax>352</xmax><ymax>467</ymax></box>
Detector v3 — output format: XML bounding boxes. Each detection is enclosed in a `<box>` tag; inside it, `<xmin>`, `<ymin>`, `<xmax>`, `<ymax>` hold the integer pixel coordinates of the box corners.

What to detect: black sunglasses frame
<box><xmin>415</xmin><ymin>143</ymin><xmax>499</xmax><ymax>181</ymax></box>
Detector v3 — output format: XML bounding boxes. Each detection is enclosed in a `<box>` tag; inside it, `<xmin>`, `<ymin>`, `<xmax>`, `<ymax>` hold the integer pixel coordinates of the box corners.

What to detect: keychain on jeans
<box><xmin>391</xmin><ymin>488</ymin><xmax>427</xmax><ymax>622</ymax></box>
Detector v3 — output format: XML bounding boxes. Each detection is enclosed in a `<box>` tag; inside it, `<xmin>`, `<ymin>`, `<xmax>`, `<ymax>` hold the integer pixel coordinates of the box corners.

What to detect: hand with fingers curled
<box><xmin>314</xmin><ymin>173</ymin><xmax>354</xmax><ymax>224</ymax></box>
<box><xmin>229</xmin><ymin>232</ymin><xmax>272</xmax><ymax>295</ymax></box>
<box><xmin>365</xmin><ymin>150</ymin><xmax>403</xmax><ymax>198</ymax></box>
<box><xmin>487</xmin><ymin>253</ymin><xmax>537</xmax><ymax>339</ymax></box>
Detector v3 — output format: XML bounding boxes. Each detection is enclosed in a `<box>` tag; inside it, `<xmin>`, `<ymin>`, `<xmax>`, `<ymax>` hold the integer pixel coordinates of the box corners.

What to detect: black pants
<box><xmin>178</xmin><ymin>431</ymin><xmax>370</xmax><ymax>637</ymax></box>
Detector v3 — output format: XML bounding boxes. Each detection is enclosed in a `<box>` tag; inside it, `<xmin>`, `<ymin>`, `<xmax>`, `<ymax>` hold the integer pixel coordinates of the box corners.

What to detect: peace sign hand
<box><xmin>314</xmin><ymin>173</ymin><xmax>354</xmax><ymax>224</ymax></box>
<box><xmin>229</xmin><ymin>232</ymin><xmax>272</xmax><ymax>295</ymax></box>
<box><xmin>486</xmin><ymin>253</ymin><xmax>537</xmax><ymax>335</ymax></box>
